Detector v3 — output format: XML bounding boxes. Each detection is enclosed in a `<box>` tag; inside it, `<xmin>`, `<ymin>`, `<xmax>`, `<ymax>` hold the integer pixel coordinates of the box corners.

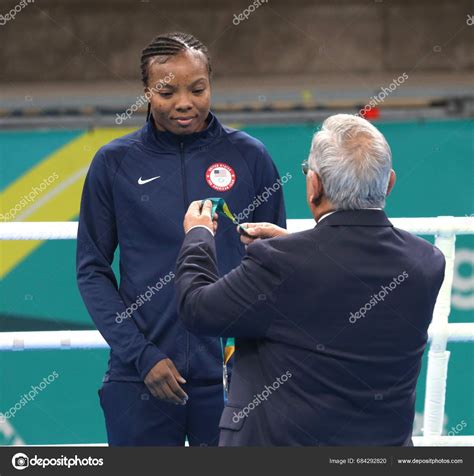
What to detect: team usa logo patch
<box><xmin>205</xmin><ymin>163</ymin><xmax>236</xmax><ymax>192</ymax></box>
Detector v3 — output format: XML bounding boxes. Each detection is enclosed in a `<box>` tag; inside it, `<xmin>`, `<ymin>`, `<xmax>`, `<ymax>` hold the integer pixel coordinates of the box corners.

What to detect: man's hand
<box><xmin>144</xmin><ymin>358</ymin><xmax>188</xmax><ymax>405</ymax></box>
<box><xmin>237</xmin><ymin>222</ymin><xmax>289</xmax><ymax>245</ymax></box>
<box><xmin>183</xmin><ymin>200</ymin><xmax>218</xmax><ymax>235</ymax></box>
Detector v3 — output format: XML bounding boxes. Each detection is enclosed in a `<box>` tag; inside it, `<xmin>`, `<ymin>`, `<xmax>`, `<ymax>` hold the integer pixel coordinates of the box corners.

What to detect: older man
<box><xmin>175</xmin><ymin>114</ymin><xmax>445</xmax><ymax>446</ymax></box>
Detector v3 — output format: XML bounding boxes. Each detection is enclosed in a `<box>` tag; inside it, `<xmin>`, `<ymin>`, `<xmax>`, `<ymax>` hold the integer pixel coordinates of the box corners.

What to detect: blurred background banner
<box><xmin>0</xmin><ymin>0</ymin><xmax>472</xmax><ymax>444</ymax></box>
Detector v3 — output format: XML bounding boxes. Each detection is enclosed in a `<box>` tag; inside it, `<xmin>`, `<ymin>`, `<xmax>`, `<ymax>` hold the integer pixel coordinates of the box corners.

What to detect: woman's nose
<box><xmin>174</xmin><ymin>94</ymin><xmax>193</xmax><ymax>112</ymax></box>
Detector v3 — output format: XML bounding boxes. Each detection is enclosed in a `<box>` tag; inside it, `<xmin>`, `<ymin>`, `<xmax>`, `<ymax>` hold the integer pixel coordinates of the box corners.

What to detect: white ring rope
<box><xmin>7</xmin><ymin>435</ymin><xmax>474</xmax><ymax>446</ymax></box>
<box><xmin>0</xmin><ymin>216</ymin><xmax>473</xmax><ymax>240</ymax></box>
<box><xmin>0</xmin><ymin>323</ymin><xmax>473</xmax><ymax>352</ymax></box>
<box><xmin>0</xmin><ymin>216</ymin><xmax>473</xmax><ymax>445</ymax></box>
<box><xmin>7</xmin><ymin>435</ymin><xmax>474</xmax><ymax>447</ymax></box>
<box><xmin>413</xmin><ymin>435</ymin><xmax>474</xmax><ymax>446</ymax></box>
<box><xmin>288</xmin><ymin>216</ymin><xmax>474</xmax><ymax>236</ymax></box>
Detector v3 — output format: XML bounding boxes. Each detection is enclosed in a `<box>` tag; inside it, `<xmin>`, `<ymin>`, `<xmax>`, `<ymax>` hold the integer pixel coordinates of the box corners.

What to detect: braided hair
<box><xmin>140</xmin><ymin>32</ymin><xmax>212</xmax><ymax>120</ymax></box>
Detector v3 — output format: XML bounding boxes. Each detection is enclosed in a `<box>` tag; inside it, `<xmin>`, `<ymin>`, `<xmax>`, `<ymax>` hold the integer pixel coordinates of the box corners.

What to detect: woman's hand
<box><xmin>144</xmin><ymin>358</ymin><xmax>188</xmax><ymax>405</ymax></box>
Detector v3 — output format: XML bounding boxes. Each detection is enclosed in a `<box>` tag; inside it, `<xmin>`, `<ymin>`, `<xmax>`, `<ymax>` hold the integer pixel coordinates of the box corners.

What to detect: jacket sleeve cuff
<box><xmin>136</xmin><ymin>343</ymin><xmax>167</xmax><ymax>381</ymax></box>
<box><xmin>186</xmin><ymin>224</ymin><xmax>214</xmax><ymax>236</ymax></box>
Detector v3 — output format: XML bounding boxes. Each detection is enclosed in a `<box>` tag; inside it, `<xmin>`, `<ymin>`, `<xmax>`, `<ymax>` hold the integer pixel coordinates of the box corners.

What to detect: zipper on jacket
<box><xmin>180</xmin><ymin>141</ymin><xmax>190</xmax><ymax>377</ymax></box>
<box><xmin>179</xmin><ymin>142</ymin><xmax>189</xmax><ymax>208</ymax></box>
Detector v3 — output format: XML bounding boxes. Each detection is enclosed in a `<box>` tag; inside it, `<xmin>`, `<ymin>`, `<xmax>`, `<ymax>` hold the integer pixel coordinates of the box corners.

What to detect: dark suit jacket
<box><xmin>175</xmin><ymin>210</ymin><xmax>445</xmax><ymax>446</ymax></box>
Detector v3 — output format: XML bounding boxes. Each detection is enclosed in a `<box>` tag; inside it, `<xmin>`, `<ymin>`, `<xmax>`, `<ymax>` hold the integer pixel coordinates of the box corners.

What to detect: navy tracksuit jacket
<box><xmin>76</xmin><ymin>113</ymin><xmax>286</xmax><ymax>444</ymax></box>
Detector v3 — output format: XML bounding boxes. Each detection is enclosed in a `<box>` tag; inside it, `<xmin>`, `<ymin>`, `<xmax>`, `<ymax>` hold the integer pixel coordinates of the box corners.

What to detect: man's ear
<box><xmin>309</xmin><ymin>171</ymin><xmax>323</xmax><ymax>205</ymax></box>
<box><xmin>386</xmin><ymin>169</ymin><xmax>396</xmax><ymax>196</ymax></box>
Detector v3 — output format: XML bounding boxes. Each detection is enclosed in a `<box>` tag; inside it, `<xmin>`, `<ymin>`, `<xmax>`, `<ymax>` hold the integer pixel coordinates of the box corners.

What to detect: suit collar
<box><xmin>316</xmin><ymin>209</ymin><xmax>393</xmax><ymax>227</ymax></box>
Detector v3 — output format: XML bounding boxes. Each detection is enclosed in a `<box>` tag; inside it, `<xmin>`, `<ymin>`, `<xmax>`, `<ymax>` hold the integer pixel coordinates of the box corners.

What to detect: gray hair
<box><xmin>308</xmin><ymin>114</ymin><xmax>392</xmax><ymax>209</ymax></box>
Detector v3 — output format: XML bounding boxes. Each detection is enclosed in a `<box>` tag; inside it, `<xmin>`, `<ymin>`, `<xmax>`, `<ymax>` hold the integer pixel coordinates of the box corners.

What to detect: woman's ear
<box><xmin>386</xmin><ymin>169</ymin><xmax>396</xmax><ymax>196</ymax></box>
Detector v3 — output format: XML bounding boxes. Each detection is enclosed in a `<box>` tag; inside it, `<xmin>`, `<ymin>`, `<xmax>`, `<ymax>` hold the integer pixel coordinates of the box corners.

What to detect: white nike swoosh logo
<box><xmin>138</xmin><ymin>175</ymin><xmax>161</xmax><ymax>185</ymax></box>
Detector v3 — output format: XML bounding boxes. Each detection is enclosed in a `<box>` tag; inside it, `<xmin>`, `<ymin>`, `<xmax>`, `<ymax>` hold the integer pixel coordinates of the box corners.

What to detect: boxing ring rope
<box><xmin>1</xmin><ymin>216</ymin><xmax>473</xmax><ymax>447</ymax></box>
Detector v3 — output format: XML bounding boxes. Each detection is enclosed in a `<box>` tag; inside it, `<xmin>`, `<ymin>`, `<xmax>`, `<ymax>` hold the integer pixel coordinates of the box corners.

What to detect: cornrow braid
<box><xmin>140</xmin><ymin>32</ymin><xmax>212</xmax><ymax>87</ymax></box>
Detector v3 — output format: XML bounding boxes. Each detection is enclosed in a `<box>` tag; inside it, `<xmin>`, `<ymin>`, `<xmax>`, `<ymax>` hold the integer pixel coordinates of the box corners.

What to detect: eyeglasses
<box><xmin>301</xmin><ymin>160</ymin><xmax>309</xmax><ymax>176</ymax></box>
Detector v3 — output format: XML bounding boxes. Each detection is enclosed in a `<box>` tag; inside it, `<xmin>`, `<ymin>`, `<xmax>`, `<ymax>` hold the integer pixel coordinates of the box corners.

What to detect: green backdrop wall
<box><xmin>0</xmin><ymin>118</ymin><xmax>472</xmax><ymax>444</ymax></box>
